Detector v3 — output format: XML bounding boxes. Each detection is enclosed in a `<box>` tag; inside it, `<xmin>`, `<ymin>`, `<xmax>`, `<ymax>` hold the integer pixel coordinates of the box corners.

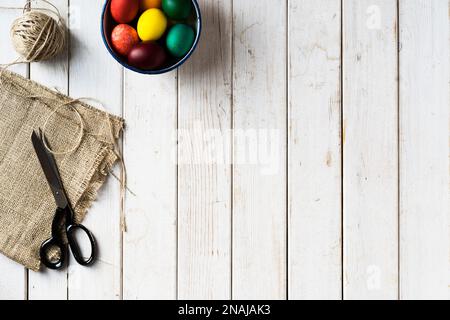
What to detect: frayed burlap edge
<box><xmin>73</xmin><ymin>146</ymin><xmax>119</xmax><ymax>223</ymax></box>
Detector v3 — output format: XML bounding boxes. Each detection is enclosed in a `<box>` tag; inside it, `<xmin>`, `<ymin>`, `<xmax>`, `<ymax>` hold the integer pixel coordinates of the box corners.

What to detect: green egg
<box><xmin>166</xmin><ymin>24</ymin><xmax>195</xmax><ymax>58</ymax></box>
<box><xmin>162</xmin><ymin>0</ymin><xmax>192</xmax><ymax>20</ymax></box>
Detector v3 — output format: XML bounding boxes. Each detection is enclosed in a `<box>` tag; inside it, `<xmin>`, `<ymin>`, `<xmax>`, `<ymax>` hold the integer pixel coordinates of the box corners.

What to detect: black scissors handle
<box><xmin>67</xmin><ymin>223</ymin><xmax>97</xmax><ymax>266</ymax></box>
<box><xmin>40</xmin><ymin>208</ymin><xmax>67</xmax><ymax>269</ymax></box>
<box><xmin>40</xmin><ymin>207</ymin><xmax>96</xmax><ymax>269</ymax></box>
<box><xmin>40</xmin><ymin>238</ymin><xmax>66</xmax><ymax>269</ymax></box>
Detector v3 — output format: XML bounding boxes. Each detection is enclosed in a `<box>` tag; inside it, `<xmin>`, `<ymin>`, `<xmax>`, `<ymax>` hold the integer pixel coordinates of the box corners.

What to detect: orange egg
<box><xmin>111</xmin><ymin>24</ymin><xmax>139</xmax><ymax>56</ymax></box>
<box><xmin>140</xmin><ymin>0</ymin><xmax>162</xmax><ymax>11</ymax></box>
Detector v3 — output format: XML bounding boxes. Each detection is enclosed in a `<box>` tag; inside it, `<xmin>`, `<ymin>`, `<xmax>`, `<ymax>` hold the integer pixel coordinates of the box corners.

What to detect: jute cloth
<box><xmin>0</xmin><ymin>70</ymin><xmax>124</xmax><ymax>271</ymax></box>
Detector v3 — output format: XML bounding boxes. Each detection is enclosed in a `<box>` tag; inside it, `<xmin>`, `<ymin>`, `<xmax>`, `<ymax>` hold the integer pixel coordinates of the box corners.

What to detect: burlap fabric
<box><xmin>0</xmin><ymin>70</ymin><xmax>124</xmax><ymax>271</ymax></box>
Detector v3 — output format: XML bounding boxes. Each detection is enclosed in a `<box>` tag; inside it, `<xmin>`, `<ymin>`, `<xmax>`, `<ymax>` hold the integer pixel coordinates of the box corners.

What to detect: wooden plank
<box><xmin>399</xmin><ymin>0</ymin><xmax>449</xmax><ymax>300</ymax></box>
<box><xmin>0</xmin><ymin>2</ymin><xmax>28</xmax><ymax>300</ymax></box>
<box><xmin>122</xmin><ymin>71</ymin><xmax>177</xmax><ymax>300</ymax></box>
<box><xmin>343</xmin><ymin>0</ymin><xmax>398</xmax><ymax>299</ymax></box>
<box><xmin>67</xmin><ymin>0</ymin><xmax>122</xmax><ymax>300</ymax></box>
<box><xmin>177</xmin><ymin>0</ymin><xmax>233</xmax><ymax>300</ymax></box>
<box><xmin>288</xmin><ymin>0</ymin><xmax>342</xmax><ymax>300</ymax></box>
<box><xmin>0</xmin><ymin>0</ymin><xmax>27</xmax><ymax>7</ymax></box>
<box><xmin>232</xmin><ymin>0</ymin><xmax>287</xmax><ymax>299</ymax></box>
<box><xmin>28</xmin><ymin>0</ymin><xmax>69</xmax><ymax>300</ymax></box>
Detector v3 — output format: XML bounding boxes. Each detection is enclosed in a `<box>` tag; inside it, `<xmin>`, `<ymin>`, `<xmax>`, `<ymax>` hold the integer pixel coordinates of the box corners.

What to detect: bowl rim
<box><xmin>101</xmin><ymin>0</ymin><xmax>202</xmax><ymax>75</ymax></box>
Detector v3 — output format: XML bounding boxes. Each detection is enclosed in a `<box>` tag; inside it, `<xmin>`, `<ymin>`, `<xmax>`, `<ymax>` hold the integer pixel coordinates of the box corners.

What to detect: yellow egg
<box><xmin>137</xmin><ymin>8</ymin><xmax>167</xmax><ymax>41</ymax></box>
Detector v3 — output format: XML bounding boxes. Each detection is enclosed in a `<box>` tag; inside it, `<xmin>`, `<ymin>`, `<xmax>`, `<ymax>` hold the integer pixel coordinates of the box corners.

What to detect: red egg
<box><xmin>128</xmin><ymin>42</ymin><xmax>167</xmax><ymax>70</ymax></box>
<box><xmin>111</xmin><ymin>24</ymin><xmax>139</xmax><ymax>56</ymax></box>
<box><xmin>111</xmin><ymin>0</ymin><xmax>139</xmax><ymax>23</ymax></box>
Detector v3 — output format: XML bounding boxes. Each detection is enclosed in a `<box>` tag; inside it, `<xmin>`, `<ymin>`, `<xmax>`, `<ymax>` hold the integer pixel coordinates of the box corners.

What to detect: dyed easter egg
<box><xmin>166</xmin><ymin>24</ymin><xmax>195</xmax><ymax>57</ymax></box>
<box><xmin>140</xmin><ymin>0</ymin><xmax>161</xmax><ymax>11</ymax></box>
<box><xmin>128</xmin><ymin>42</ymin><xmax>167</xmax><ymax>69</ymax></box>
<box><xmin>111</xmin><ymin>24</ymin><xmax>139</xmax><ymax>56</ymax></box>
<box><xmin>111</xmin><ymin>0</ymin><xmax>139</xmax><ymax>23</ymax></box>
<box><xmin>137</xmin><ymin>8</ymin><xmax>167</xmax><ymax>41</ymax></box>
<box><xmin>162</xmin><ymin>0</ymin><xmax>191</xmax><ymax>20</ymax></box>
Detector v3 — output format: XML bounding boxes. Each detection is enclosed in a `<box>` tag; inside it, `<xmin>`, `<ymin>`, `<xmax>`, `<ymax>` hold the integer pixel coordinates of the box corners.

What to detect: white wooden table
<box><xmin>0</xmin><ymin>0</ymin><xmax>448</xmax><ymax>300</ymax></box>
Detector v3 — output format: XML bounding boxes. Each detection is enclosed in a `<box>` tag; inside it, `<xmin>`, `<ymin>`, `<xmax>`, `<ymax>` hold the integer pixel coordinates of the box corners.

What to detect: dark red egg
<box><xmin>127</xmin><ymin>42</ymin><xmax>167</xmax><ymax>70</ymax></box>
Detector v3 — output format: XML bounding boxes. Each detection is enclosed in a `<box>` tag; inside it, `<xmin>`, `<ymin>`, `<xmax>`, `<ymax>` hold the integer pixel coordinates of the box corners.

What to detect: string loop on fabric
<box><xmin>41</xmin><ymin>99</ymin><xmax>85</xmax><ymax>155</ymax></box>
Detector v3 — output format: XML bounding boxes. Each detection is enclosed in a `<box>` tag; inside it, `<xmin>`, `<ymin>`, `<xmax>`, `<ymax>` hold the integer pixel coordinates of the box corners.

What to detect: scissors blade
<box><xmin>31</xmin><ymin>131</ymin><xmax>68</xmax><ymax>209</ymax></box>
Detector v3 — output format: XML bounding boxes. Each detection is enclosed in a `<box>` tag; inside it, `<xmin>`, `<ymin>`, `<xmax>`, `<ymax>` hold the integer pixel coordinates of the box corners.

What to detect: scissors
<box><xmin>31</xmin><ymin>129</ymin><xmax>97</xmax><ymax>270</ymax></box>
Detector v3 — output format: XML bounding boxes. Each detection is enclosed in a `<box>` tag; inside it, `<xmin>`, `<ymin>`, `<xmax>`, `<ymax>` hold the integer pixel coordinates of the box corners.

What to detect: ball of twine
<box><xmin>10</xmin><ymin>3</ymin><xmax>66</xmax><ymax>62</ymax></box>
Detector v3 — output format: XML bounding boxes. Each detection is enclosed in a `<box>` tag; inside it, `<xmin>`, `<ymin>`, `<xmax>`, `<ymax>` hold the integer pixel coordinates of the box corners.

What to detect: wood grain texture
<box><xmin>343</xmin><ymin>0</ymin><xmax>398</xmax><ymax>299</ymax></box>
<box><xmin>0</xmin><ymin>2</ymin><xmax>28</xmax><ymax>300</ymax></box>
<box><xmin>123</xmin><ymin>71</ymin><xmax>177</xmax><ymax>299</ymax></box>
<box><xmin>177</xmin><ymin>0</ymin><xmax>232</xmax><ymax>299</ymax></box>
<box><xmin>67</xmin><ymin>0</ymin><xmax>122</xmax><ymax>300</ymax></box>
<box><xmin>232</xmin><ymin>0</ymin><xmax>287</xmax><ymax>299</ymax></box>
<box><xmin>0</xmin><ymin>0</ymin><xmax>449</xmax><ymax>301</ymax></box>
<box><xmin>288</xmin><ymin>0</ymin><xmax>342</xmax><ymax>300</ymax></box>
<box><xmin>28</xmin><ymin>0</ymin><xmax>69</xmax><ymax>300</ymax></box>
<box><xmin>399</xmin><ymin>0</ymin><xmax>449</xmax><ymax>300</ymax></box>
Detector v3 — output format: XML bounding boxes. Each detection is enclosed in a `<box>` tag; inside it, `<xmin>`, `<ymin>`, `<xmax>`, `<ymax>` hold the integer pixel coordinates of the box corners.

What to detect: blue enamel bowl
<box><xmin>101</xmin><ymin>0</ymin><xmax>202</xmax><ymax>74</ymax></box>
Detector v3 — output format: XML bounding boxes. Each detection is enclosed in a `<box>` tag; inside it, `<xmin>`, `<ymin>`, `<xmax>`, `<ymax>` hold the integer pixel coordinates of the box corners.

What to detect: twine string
<box><xmin>9</xmin><ymin>0</ymin><xmax>66</xmax><ymax>63</ymax></box>
<box><xmin>41</xmin><ymin>98</ymin><xmax>84</xmax><ymax>155</ymax></box>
